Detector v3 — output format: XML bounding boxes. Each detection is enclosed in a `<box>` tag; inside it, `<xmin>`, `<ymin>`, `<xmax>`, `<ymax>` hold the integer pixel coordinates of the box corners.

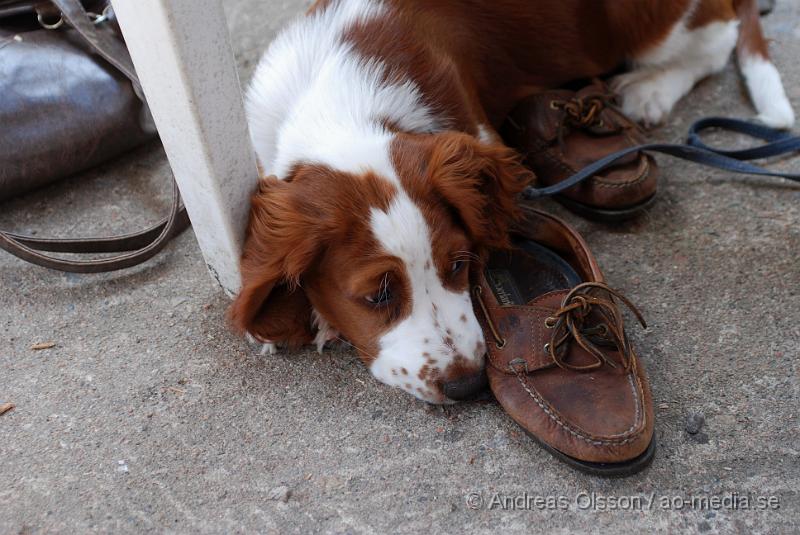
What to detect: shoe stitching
<box><xmin>590</xmin><ymin>156</ymin><xmax>651</xmax><ymax>188</ymax></box>
<box><xmin>539</xmin><ymin>146</ymin><xmax>651</xmax><ymax>188</ymax></box>
<box><xmin>513</xmin><ymin>369</ymin><xmax>644</xmax><ymax>446</ymax></box>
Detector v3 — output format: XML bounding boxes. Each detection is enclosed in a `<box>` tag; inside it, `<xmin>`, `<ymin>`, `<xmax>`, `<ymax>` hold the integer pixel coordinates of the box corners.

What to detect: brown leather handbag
<box><xmin>0</xmin><ymin>0</ymin><xmax>189</xmax><ymax>272</ymax></box>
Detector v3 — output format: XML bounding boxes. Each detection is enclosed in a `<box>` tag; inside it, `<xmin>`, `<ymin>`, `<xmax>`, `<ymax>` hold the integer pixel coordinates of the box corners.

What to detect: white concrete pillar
<box><xmin>111</xmin><ymin>0</ymin><xmax>258</xmax><ymax>296</ymax></box>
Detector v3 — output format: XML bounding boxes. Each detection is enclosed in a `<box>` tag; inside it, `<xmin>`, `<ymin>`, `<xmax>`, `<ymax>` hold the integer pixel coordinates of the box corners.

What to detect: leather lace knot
<box><xmin>549</xmin><ymin>85</ymin><xmax>641</xmax><ymax>152</ymax></box>
<box><xmin>551</xmin><ymin>95</ymin><xmax>610</xmax><ymax>130</ymax></box>
<box><xmin>545</xmin><ymin>282</ymin><xmax>646</xmax><ymax>372</ymax></box>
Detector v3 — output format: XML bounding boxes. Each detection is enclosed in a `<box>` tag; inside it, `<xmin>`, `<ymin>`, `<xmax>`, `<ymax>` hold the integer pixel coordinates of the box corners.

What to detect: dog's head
<box><xmin>230</xmin><ymin>132</ymin><xmax>532</xmax><ymax>403</ymax></box>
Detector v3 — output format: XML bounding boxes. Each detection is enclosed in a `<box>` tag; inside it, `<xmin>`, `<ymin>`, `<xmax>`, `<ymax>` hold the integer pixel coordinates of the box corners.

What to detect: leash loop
<box><xmin>523</xmin><ymin>117</ymin><xmax>800</xmax><ymax>199</ymax></box>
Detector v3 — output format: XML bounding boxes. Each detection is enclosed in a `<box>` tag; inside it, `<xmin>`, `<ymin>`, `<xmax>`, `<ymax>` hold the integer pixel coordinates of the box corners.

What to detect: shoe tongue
<box><xmin>526</xmin><ymin>289</ymin><xmax>568</xmax><ymax>308</ymax></box>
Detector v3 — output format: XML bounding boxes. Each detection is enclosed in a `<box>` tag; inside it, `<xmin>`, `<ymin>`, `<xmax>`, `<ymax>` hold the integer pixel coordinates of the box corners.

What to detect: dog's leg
<box><xmin>735</xmin><ymin>0</ymin><xmax>795</xmax><ymax>128</ymax></box>
<box><xmin>612</xmin><ymin>17</ymin><xmax>739</xmax><ymax>126</ymax></box>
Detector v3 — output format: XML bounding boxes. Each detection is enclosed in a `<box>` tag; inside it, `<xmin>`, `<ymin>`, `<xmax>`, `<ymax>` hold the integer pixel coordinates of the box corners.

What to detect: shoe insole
<box><xmin>484</xmin><ymin>240</ymin><xmax>582</xmax><ymax>306</ymax></box>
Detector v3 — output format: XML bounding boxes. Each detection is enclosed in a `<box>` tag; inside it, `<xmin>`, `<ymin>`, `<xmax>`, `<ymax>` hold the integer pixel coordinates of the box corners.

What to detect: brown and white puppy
<box><xmin>231</xmin><ymin>0</ymin><xmax>794</xmax><ymax>403</ymax></box>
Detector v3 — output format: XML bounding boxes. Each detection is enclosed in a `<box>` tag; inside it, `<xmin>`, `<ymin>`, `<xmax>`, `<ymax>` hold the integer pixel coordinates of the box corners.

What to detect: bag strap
<box><xmin>523</xmin><ymin>117</ymin><xmax>800</xmax><ymax>199</ymax></box>
<box><xmin>0</xmin><ymin>181</ymin><xmax>190</xmax><ymax>272</ymax></box>
<box><xmin>51</xmin><ymin>0</ymin><xmax>144</xmax><ymax>98</ymax></box>
<box><xmin>0</xmin><ymin>0</ymin><xmax>189</xmax><ymax>273</ymax></box>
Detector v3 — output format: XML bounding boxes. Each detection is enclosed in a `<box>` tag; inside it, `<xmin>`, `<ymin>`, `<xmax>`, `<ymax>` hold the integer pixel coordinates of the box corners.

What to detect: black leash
<box><xmin>523</xmin><ymin>117</ymin><xmax>800</xmax><ymax>199</ymax></box>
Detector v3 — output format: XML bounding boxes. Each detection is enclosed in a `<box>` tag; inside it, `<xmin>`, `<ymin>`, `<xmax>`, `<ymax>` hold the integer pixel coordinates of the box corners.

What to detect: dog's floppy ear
<box><xmin>229</xmin><ymin>175</ymin><xmax>320</xmax><ymax>348</ymax></box>
<box><xmin>427</xmin><ymin>133</ymin><xmax>533</xmax><ymax>248</ymax></box>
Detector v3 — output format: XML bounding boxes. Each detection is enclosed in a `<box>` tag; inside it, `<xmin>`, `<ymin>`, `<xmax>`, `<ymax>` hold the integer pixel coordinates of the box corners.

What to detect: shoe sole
<box><xmin>522</xmin><ymin>425</ymin><xmax>656</xmax><ymax>477</ymax></box>
<box><xmin>554</xmin><ymin>192</ymin><xmax>657</xmax><ymax>223</ymax></box>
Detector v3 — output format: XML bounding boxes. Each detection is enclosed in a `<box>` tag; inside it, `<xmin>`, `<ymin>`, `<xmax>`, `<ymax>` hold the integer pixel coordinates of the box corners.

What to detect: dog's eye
<box><xmin>366</xmin><ymin>287</ymin><xmax>393</xmax><ymax>306</ymax></box>
<box><xmin>451</xmin><ymin>260</ymin><xmax>465</xmax><ymax>274</ymax></box>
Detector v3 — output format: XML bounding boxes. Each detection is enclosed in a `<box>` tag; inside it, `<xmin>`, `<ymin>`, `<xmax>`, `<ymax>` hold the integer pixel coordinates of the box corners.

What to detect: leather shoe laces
<box><xmin>549</xmin><ymin>84</ymin><xmax>642</xmax><ymax>152</ymax></box>
<box><xmin>474</xmin><ymin>281</ymin><xmax>646</xmax><ymax>373</ymax></box>
<box><xmin>544</xmin><ymin>282</ymin><xmax>646</xmax><ymax>372</ymax></box>
<box><xmin>551</xmin><ymin>94</ymin><xmax>610</xmax><ymax>130</ymax></box>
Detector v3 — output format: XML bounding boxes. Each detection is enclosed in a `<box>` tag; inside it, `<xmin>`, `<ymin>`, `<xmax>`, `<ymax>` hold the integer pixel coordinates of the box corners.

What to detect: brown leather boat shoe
<box><xmin>501</xmin><ymin>80</ymin><xmax>658</xmax><ymax>222</ymax></box>
<box><xmin>472</xmin><ymin>206</ymin><xmax>655</xmax><ymax>476</ymax></box>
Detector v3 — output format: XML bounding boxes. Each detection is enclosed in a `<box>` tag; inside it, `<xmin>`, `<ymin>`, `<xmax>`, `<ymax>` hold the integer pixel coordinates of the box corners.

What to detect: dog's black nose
<box><xmin>442</xmin><ymin>368</ymin><xmax>488</xmax><ymax>401</ymax></box>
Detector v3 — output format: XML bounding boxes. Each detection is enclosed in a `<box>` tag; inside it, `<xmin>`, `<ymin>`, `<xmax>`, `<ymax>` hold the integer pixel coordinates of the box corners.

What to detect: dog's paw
<box><xmin>741</xmin><ymin>56</ymin><xmax>796</xmax><ymax>130</ymax></box>
<box><xmin>245</xmin><ymin>332</ymin><xmax>278</xmax><ymax>356</ymax></box>
<box><xmin>611</xmin><ymin>69</ymin><xmax>682</xmax><ymax>127</ymax></box>
<box><xmin>755</xmin><ymin>97</ymin><xmax>795</xmax><ymax>130</ymax></box>
<box><xmin>311</xmin><ymin>309</ymin><xmax>339</xmax><ymax>354</ymax></box>
<box><xmin>757</xmin><ymin>110</ymin><xmax>795</xmax><ymax>130</ymax></box>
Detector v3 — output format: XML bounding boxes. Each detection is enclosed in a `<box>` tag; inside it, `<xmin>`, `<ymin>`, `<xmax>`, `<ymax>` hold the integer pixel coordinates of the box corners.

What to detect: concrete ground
<box><xmin>2</xmin><ymin>1</ymin><xmax>799</xmax><ymax>533</ymax></box>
